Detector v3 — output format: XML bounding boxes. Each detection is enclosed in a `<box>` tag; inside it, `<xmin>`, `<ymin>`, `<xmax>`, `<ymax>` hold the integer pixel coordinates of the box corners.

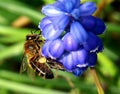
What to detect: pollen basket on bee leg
<box><xmin>39</xmin><ymin>57</ymin><xmax>46</xmax><ymax>63</ymax></box>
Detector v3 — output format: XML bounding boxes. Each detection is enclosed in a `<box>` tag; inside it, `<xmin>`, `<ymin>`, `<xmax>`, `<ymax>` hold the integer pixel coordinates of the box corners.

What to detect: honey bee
<box><xmin>20</xmin><ymin>33</ymin><xmax>65</xmax><ymax>79</ymax></box>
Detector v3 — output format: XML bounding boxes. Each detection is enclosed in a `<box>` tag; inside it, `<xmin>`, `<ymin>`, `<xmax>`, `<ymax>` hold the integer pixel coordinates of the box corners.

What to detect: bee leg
<box><xmin>29</xmin><ymin>54</ymin><xmax>39</xmax><ymax>70</ymax></box>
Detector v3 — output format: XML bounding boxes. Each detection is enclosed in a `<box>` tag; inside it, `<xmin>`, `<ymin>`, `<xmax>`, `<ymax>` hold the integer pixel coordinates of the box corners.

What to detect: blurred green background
<box><xmin>0</xmin><ymin>0</ymin><xmax>120</xmax><ymax>94</ymax></box>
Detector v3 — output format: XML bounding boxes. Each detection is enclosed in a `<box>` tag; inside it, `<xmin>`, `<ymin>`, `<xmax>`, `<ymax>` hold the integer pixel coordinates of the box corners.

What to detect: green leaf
<box><xmin>0</xmin><ymin>25</ymin><xmax>28</xmax><ymax>36</ymax></box>
<box><xmin>0</xmin><ymin>0</ymin><xmax>44</xmax><ymax>25</ymax></box>
<box><xmin>98</xmin><ymin>53</ymin><xmax>117</xmax><ymax>77</ymax></box>
<box><xmin>0</xmin><ymin>42</ymin><xmax>24</xmax><ymax>60</ymax></box>
<box><xmin>0</xmin><ymin>15</ymin><xmax>8</xmax><ymax>25</ymax></box>
<box><xmin>0</xmin><ymin>70</ymin><xmax>97</xmax><ymax>94</ymax></box>
<box><xmin>43</xmin><ymin>0</ymin><xmax>55</xmax><ymax>4</ymax></box>
<box><xmin>106</xmin><ymin>23</ymin><xmax>120</xmax><ymax>33</ymax></box>
<box><xmin>0</xmin><ymin>25</ymin><xmax>29</xmax><ymax>43</ymax></box>
<box><xmin>0</xmin><ymin>78</ymin><xmax>68</xmax><ymax>94</ymax></box>
<box><xmin>103</xmin><ymin>47</ymin><xmax>119</xmax><ymax>61</ymax></box>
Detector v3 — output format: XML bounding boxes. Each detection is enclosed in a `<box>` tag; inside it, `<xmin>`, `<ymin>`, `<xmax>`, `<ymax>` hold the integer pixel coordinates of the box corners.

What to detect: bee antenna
<box><xmin>30</xmin><ymin>29</ymin><xmax>37</xmax><ymax>34</ymax></box>
<box><xmin>31</xmin><ymin>30</ymin><xmax>34</xmax><ymax>34</ymax></box>
<box><xmin>30</xmin><ymin>29</ymin><xmax>41</xmax><ymax>35</ymax></box>
<box><xmin>39</xmin><ymin>31</ymin><xmax>41</xmax><ymax>35</ymax></box>
<box><xmin>34</xmin><ymin>30</ymin><xmax>37</xmax><ymax>34</ymax></box>
<box><xmin>35</xmin><ymin>30</ymin><xmax>41</xmax><ymax>35</ymax></box>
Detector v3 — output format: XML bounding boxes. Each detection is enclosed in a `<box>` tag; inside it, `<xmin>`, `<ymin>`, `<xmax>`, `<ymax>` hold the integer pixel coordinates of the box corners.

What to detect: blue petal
<box><xmin>64</xmin><ymin>0</ymin><xmax>74</xmax><ymax>12</ymax></box>
<box><xmin>72</xmin><ymin>67</ymin><xmax>88</xmax><ymax>76</ymax></box>
<box><xmin>76</xmin><ymin>49</ymin><xmax>88</xmax><ymax>67</ymax></box>
<box><xmin>49</xmin><ymin>14</ymin><xmax>70</xmax><ymax>30</ymax></box>
<box><xmin>79</xmin><ymin>2</ymin><xmax>97</xmax><ymax>16</ymax></box>
<box><xmin>62</xmin><ymin>33</ymin><xmax>79</xmax><ymax>51</ymax></box>
<box><xmin>53</xmin><ymin>1</ymin><xmax>66</xmax><ymax>12</ymax></box>
<box><xmin>39</xmin><ymin>17</ymin><xmax>52</xmax><ymax>31</ymax></box>
<box><xmin>62</xmin><ymin>52</ymin><xmax>77</xmax><ymax>71</ymax></box>
<box><xmin>93</xmin><ymin>18</ymin><xmax>106</xmax><ymax>35</ymax></box>
<box><xmin>62</xmin><ymin>53</ymin><xmax>74</xmax><ymax>71</ymax></box>
<box><xmin>49</xmin><ymin>39</ymin><xmax>64</xmax><ymax>58</ymax></box>
<box><xmin>83</xmin><ymin>32</ymin><xmax>100</xmax><ymax>52</ymax></box>
<box><xmin>58</xmin><ymin>0</ymin><xmax>79</xmax><ymax>12</ymax></box>
<box><xmin>42</xmin><ymin>41</ymin><xmax>52</xmax><ymax>57</ymax></box>
<box><xmin>96</xmin><ymin>37</ymin><xmax>104</xmax><ymax>52</ymax></box>
<box><xmin>57</xmin><ymin>0</ymin><xmax>64</xmax><ymax>2</ymax></box>
<box><xmin>79</xmin><ymin>16</ymin><xmax>96</xmax><ymax>30</ymax></box>
<box><xmin>42</xmin><ymin>23</ymin><xmax>63</xmax><ymax>40</ymax></box>
<box><xmin>57</xmin><ymin>57</ymin><xmax>64</xmax><ymax>64</ymax></box>
<box><xmin>58</xmin><ymin>0</ymin><xmax>80</xmax><ymax>8</ymax></box>
<box><xmin>70</xmin><ymin>21</ymin><xmax>88</xmax><ymax>43</ymax></box>
<box><xmin>42</xmin><ymin>5</ymin><xmax>65</xmax><ymax>16</ymax></box>
<box><xmin>83</xmin><ymin>33</ymin><xmax>103</xmax><ymax>53</ymax></box>
<box><xmin>71</xmin><ymin>0</ymin><xmax>80</xmax><ymax>8</ymax></box>
<box><xmin>71</xmin><ymin>8</ymin><xmax>81</xmax><ymax>19</ymax></box>
<box><xmin>87</xmin><ymin>52</ymin><xmax>97</xmax><ymax>67</ymax></box>
<box><xmin>60</xmin><ymin>48</ymin><xmax>88</xmax><ymax>71</ymax></box>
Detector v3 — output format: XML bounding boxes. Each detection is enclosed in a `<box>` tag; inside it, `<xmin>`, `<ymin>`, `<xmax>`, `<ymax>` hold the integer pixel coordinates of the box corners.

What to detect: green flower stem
<box><xmin>94</xmin><ymin>0</ymin><xmax>107</xmax><ymax>17</ymax></box>
<box><xmin>94</xmin><ymin>0</ymin><xmax>113</xmax><ymax>17</ymax></box>
<box><xmin>90</xmin><ymin>67</ymin><xmax>104</xmax><ymax>94</ymax></box>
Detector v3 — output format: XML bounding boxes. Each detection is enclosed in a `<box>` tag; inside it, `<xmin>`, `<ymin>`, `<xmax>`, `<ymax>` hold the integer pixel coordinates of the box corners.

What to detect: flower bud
<box><xmin>49</xmin><ymin>39</ymin><xmax>64</xmax><ymax>58</ymax></box>
<box><xmin>72</xmin><ymin>67</ymin><xmax>88</xmax><ymax>76</ymax></box>
<box><xmin>79</xmin><ymin>16</ymin><xmax>96</xmax><ymax>30</ymax></box>
<box><xmin>42</xmin><ymin>41</ymin><xmax>52</xmax><ymax>57</ymax></box>
<box><xmin>76</xmin><ymin>49</ymin><xmax>88</xmax><ymax>68</ymax></box>
<box><xmin>87</xmin><ymin>52</ymin><xmax>97</xmax><ymax>67</ymax></box>
<box><xmin>93</xmin><ymin>18</ymin><xmax>106</xmax><ymax>35</ymax></box>
<box><xmin>70</xmin><ymin>21</ymin><xmax>88</xmax><ymax>43</ymax></box>
<box><xmin>62</xmin><ymin>52</ymin><xmax>77</xmax><ymax>71</ymax></box>
<box><xmin>62</xmin><ymin>33</ymin><xmax>79</xmax><ymax>51</ymax></box>
<box><xmin>83</xmin><ymin>32</ymin><xmax>100</xmax><ymax>52</ymax></box>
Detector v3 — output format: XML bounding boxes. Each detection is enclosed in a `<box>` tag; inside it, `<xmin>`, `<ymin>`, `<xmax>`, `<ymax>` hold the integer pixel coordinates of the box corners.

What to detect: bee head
<box><xmin>26</xmin><ymin>34</ymin><xmax>40</xmax><ymax>41</ymax></box>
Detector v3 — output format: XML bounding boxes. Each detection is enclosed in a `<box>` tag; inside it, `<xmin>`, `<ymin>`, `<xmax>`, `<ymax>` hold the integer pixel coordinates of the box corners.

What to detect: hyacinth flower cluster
<box><xmin>38</xmin><ymin>0</ymin><xmax>106</xmax><ymax>76</ymax></box>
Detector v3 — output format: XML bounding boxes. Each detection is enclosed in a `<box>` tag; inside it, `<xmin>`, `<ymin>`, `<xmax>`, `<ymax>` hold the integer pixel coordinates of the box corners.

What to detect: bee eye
<box><xmin>28</xmin><ymin>37</ymin><xmax>32</xmax><ymax>40</ymax></box>
<box><xmin>26</xmin><ymin>36</ymin><xmax>32</xmax><ymax>40</ymax></box>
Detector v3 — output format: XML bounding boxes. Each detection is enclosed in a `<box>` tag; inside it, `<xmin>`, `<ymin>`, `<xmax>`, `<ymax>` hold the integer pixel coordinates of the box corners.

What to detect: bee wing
<box><xmin>47</xmin><ymin>58</ymin><xmax>66</xmax><ymax>71</ymax></box>
<box><xmin>20</xmin><ymin>53</ymin><xmax>28</xmax><ymax>74</ymax></box>
<box><xmin>20</xmin><ymin>53</ymin><xmax>36</xmax><ymax>80</ymax></box>
<box><xmin>27</xmin><ymin>66</ymin><xmax>36</xmax><ymax>80</ymax></box>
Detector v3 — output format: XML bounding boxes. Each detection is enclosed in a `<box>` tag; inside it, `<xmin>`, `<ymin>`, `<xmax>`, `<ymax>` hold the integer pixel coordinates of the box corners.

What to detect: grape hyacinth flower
<box><xmin>38</xmin><ymin>0</ymin><xmax>106</xmax><ymax>76</ymax></box>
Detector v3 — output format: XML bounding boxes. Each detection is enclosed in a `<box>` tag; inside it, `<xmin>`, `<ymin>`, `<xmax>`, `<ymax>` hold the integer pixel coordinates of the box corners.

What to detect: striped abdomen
<box><xmin>29</xmin><ymin>58</ymin><xmax>54</xmax><ymax>79</ymax></box>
